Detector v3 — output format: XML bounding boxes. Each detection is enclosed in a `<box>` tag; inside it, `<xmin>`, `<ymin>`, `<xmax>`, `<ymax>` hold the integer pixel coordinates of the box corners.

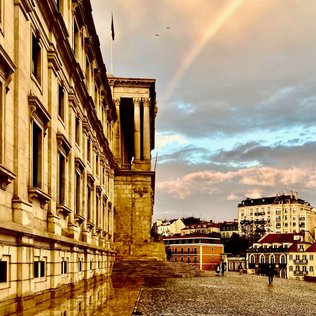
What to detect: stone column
<box><xmin>113</xmin><ymin>99</ymin><xmax>121</xmax><ymax>163</ymax></box>
<box><xmin>133</xmin><ymin>98</ymin><xmax>141</xmax><ymax>160</ymax></box>
<box><xmin>143</xmin><ymin>98</ymin><xmax>151</xmax><ymax>161</ymax></box>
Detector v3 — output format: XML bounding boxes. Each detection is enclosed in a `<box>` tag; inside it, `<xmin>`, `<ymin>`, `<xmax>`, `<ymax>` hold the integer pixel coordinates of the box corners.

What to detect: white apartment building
<box><xmin>238</xmin><ymin>192</ymin><xmax>316</xmax><ymax>240</ymax></box>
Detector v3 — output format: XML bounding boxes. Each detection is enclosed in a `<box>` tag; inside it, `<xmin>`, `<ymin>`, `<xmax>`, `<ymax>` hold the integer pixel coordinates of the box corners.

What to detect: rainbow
<box><xmin>162</xmin><ymin>0</ymin><xmax>246</xmax><ymax>103</ymax></box>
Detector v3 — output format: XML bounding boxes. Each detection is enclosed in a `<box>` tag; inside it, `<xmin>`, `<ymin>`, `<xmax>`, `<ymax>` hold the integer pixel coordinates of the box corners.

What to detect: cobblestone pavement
<box><xmin>134</xmin><ymin>272</ymin><xmax>316</xmax><ymax>316</ymax></box>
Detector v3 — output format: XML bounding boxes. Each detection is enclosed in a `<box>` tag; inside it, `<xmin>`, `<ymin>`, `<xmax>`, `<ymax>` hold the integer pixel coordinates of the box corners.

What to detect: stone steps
<box><xmin>112</xmin><ymin>258</ymin><xmax>204</xmax><ymax>279</ymax></box>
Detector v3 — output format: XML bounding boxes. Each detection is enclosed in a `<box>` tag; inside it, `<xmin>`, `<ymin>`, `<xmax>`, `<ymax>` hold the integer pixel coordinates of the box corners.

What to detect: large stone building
<box><xmin>0</xmin><ymin>0</ymin><xmax>159</xmax><ymax>314</ymax></box>
<box><xmin>238</xmin><ymin>192</ymin><xmax>316</xmax><ymax>241</ymax></box>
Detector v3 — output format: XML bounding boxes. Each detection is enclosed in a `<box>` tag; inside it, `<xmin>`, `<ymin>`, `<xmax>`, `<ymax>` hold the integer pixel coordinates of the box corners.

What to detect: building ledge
<box><xmin>0</xmin><ymin>164</ymin><xmax>16</xmax><ymax>190</ymax></box>
<box><xmin>28</xmin><ymin>187</ymin><xmax>51</xmax><ymax>207</ymax></box>
<box><xmin>57</xmin><ymin>204</ymin><xmax>72</xmax><ymax>218</ymax></box>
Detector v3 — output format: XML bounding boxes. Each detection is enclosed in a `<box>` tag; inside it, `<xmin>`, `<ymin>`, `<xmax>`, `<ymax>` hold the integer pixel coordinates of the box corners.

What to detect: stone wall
<box><xmin>114</xmin><ymin>170</ymin><xmax>156</xmax><ymax>257</ymax></box>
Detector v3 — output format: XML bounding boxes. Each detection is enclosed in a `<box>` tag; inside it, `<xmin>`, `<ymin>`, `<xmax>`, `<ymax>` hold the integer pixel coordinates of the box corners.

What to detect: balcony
<box><xmin>294</xmin><ymin>270</ymin><xmax>308</xmax><ymax>276</ymax></box>
<box><xmin>294</xmin><ymin>259</ymin><xmax>308</xmax><ymax>264</ymax></box>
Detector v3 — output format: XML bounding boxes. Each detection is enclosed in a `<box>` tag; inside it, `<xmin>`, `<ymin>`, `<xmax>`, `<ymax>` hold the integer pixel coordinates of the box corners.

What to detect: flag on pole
<box><xmin>111</xmin><ymin>13</ymin><xmax>115</xmax><ymax>41</ymax></box>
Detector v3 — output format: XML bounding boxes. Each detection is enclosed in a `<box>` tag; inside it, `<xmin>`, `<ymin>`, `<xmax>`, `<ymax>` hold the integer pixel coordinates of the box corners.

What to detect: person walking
<box><xmin>238</xmin><ymin>263</ymin><xmax>243</xmax><ymax>275</ymax></box>
<box><xmin>221</xmin><ymin>261</ymin><xmax>225</xmax><ymax>276</ymax></box>
<box><xmin>267</xmin><ymin>264</ymin><xmax>276</xmax><ymax>285</ymax></box>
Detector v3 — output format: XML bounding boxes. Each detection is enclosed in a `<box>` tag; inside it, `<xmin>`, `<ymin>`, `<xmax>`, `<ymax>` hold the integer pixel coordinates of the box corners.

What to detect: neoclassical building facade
<box><xmin>0</xmin><ymin>0</ymin><xmax>158</xmax><ymax>314</ymax></box>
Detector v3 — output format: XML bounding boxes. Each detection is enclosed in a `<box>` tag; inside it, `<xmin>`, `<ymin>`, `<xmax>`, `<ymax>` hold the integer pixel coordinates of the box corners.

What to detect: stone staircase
<box><xmin>112</xmin><ymin>257</ymin><xmax>205</xmax><ymax>279</ymax></box>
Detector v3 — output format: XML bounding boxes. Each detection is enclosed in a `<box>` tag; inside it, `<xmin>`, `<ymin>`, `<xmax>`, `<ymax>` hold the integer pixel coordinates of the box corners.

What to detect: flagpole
<box><xmin>110</xmin><ymin>12</ymin><xmax>114</xmax><ymax>75</ymax></box>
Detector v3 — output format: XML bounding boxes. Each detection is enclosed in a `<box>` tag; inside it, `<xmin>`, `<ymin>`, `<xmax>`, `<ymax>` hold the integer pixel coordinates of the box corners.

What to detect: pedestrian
<box><xmin>216</xmin><ymin>263</ymin><xmax>221</xmax><ymax>275</ymax></box>
<box><xmin>267</xmin><ymin>264</ymin><xmax>276</xmax><ymax>285</ymax></box>
<box><xmin>238</xmin><ymin>263</ymin><xmax>243</xmax><ymax>275</ymax></box>
<box><xmin>221</xmin><ymin>261</ymin><xmax>225</xmax><ymax>276</ymax></box>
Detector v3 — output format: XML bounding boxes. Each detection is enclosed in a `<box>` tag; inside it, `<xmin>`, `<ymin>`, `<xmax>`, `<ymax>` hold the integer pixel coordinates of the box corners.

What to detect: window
<box><xmin>310</xmin><ymin>266</ymin><xmax>313</xmax><ymax>272</ymax></box>
<box><xmin>96</xmin><ymin>155</ymin><xmax>99</xmax><ymax>176</ymax></box>
<box><xmin>75</xmin><ymin>116</ymin><xmax>80</xmax><ymax>145</ymax></box>
<box><xmin>270</xmin><ymin>255</ymin><xmax>275</xmax><ymax>264</ymax></box>
<box><xmin>87</xmin><ymin>138</ymin><xmax>91</xmax><ymax>163</ymax></box>
<box><xmin>289</xmin><ymin>266</ymin><xmax>293</xmax><ymax>271</ymax></box>
<box><xmin>87</xmin><ymin>184</ymin><xmax>92</xmax><ymax>222</ymax></box>
<box><xmin>194</xmin><ymin>248</ymin><xmax>197</xmax><ymax>254</ymax></box>
<box><xmin>34</xmin><ymin>258</ymin><xmax>45</xmax><ymax>278</ymax></box>
<box><xmin>181</xmin><ymin>248</ymin><xmax>184</xmax><ymax>254</ymax></box>
<box><xmin>0</xmin><ymin>260</ymin><xmax>7</xmax><ymax>283</ymax></box>
<box><xmin>78</xmin><ymin>259</ymin><xmax>82</xmax><ymax>272</ymax></box>
<box><xmin>32</xmin><ymin>121</ymin><xmax>43</xmax><ymax>187</ymax></box>
<box><xmin>280</xmin><ymin>255</ymin><xmax>286</xmax><ymax>264</ymax></box>
<box><xmin>187</xmin><ymin>248</ymin><xmax>190</xmax><ymax>255</ymax></box>
<box><xmin>32</xmin><ymin>33</ymin><xmax>41</xmax><ymax>83</ymax></box>
<box><xmin>310</xmin><ymin>255</ymin><xmax>314</xmax><ymax>260</ymax></box>
<box><xmin>29</xmin><ymin>95</ymin><xmax>51</xmax><ymax>190</ymax></box>
<box><xmin>75</xmin><ymin>171</ymin><xmax>81</xmax><ymax>215</ymax></box>
<box><xmin>58</xmin><ymin>85</ymin><xmax>65</xmax><ymax>121</ymax></box>
<box><xmin>58</xmin><ymin>152</ymin><xmax>66</xmax><ymax>204</ymax></box>
<box><xmin>187</xmin><ymin>257</ymin><xmax>190</xmax><ymax>263</ymax></box>
<box><xmin>250</xmin><ymin>255</ymin><xmax>255</xmax><ymax>264</ymax></box>
<box><xmin>260</xmin><ymin>255</ymin><xmax>265</xmax><ymax>264</ymax></box>
<box><xmin>180</xmin><ymin>257</ymin><xmax>183</xmax><ymax>262</ymax></box>
<box><xmin>61</xmin><ymin>258</ymin><xmax>68</xmax><ymax>274</ymax></box>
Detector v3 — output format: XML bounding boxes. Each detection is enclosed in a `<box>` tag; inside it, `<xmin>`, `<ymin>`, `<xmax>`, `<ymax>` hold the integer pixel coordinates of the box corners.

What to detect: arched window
<box><xmin>280</xmin><ymin>255</ymin><xmax>286</xmax><ymax>264</ymax></box>
<box><xmin>260</xmin><ymin>255</ymin><xmax>265</xmax><ymax>264</ymax></box>
<box><xmin>269</xmin><ymin>255</ymin><xmax>275</xmax><ymax>264</ymax></box>
<box><xmin>250</xmin><ymin>255</ymin><xmax>255</xmax><ymax>264</ymax></box>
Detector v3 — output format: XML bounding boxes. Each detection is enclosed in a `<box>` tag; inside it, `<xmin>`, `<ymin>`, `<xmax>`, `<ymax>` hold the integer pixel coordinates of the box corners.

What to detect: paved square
<box><xmin>135</xmin><ymin>272</ymin><xmax>316</xmax><ymax>315</ymax></box>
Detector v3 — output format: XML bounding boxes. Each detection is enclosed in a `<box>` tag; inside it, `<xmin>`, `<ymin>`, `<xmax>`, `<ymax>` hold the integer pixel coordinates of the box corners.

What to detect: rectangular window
<box><xmin>75</xmin><ymin>117</ymin><xmax>80</xmax><ymax>145</ymax></box>
<box><xmin>75</xmin><ymin>172</ymin><xmax>81</xmax><ymax>215</ymax></box>
<box><xmin>58</xmin><ymin>85</ymin><xmax>65</xmax><ymax>121</ymax></box>
<box><xmin>96</xmin><ymin>193</ymin><xmax>99</xmax><ymax>228</ymax></box>
<box><xmin>34</xmin><ymin>259</ymin><xmax>45</xmax><ymax>278</ymax></box>
<box><xmin>32</xmin><ymin>122</ymin><xmax>43</xmax><ymax>188</ymax></box>
<box><xmin>96</xmin><ymin>155</ymin><xmax>99</xmax><ymax>176</ymax></box>
<box><xmin>79</xmin><ymin>259</ymin><xmax>82</xmax><ymax>272</ymax></box>
<box><xmin>58</xmin><ymin>152</ymin><xmax>66</xmax><ymax>204</ymax></box>
<box><xmin>87</xmin><ymin>138</ymin><xmax>91</xmax><ymax>163</ymax></box>
<box><xmin>310</xmin><ymin>255</ymin><xmax>314</xmax><ymax>260</ymax></box>
<box><xmin>32</xmin><ymin>33</ymin><xmax>41</xmax><ymax>83</ymax></box>
<box><xmin>61</xmin><ymin>259</ymin><xmax>68</xmax><ymax>274</ymax></box>
<box><xmin>87</xmin><ymin>185</ymin><xmax>91</xmax><ymax>222</ymax></box>
<box><xmin>0</xmin><ymin>261</ymin><xmax>7</xmax><ymax>283</ymax></box>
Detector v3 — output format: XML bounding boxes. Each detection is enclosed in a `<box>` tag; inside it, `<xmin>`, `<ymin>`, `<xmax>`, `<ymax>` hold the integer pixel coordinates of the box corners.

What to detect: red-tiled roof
<box><xmin>306</xmin><ymin>243</ymin><xmax>316</xmax><ymax>252</ymax></box>
<box><xmin>258</xmin><ymin>233</ymin><xmax>302</xmax><ymax>244</ymax></box>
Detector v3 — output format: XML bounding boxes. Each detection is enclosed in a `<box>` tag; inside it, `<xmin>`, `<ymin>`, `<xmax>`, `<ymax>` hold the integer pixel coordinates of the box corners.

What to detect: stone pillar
<box><xmin>143</xmin><ymin>98</ymin><xmax>151</xmax><ymax>161</ymax></box>
<box><xmin>133</xmin><ymin>98</ymin><xmax>141</xmax><ymax>161</ymax></box>
<box><xmin>113</xmin><ymin>99</ymin><xmax>121</xmax><ymax>163</ymax></box>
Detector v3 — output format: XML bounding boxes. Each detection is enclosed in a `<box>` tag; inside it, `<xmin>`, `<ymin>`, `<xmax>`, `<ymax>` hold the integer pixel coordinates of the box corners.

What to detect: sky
<box><xmin>90</xmin><ymin>0</ymin><xmax>316</xmax><ymax>222</ymax></box>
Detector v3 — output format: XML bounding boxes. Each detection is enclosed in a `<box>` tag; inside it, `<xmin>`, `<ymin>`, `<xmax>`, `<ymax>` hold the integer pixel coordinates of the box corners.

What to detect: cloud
<box><xmin>157</xmin><ymin>166</ymin><xmax>316</xmax><ymax>200</ymax></box>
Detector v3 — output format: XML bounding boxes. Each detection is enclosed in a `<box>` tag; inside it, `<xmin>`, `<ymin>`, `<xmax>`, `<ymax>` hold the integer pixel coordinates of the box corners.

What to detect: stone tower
<box><xmin>109</xmin><ymin>77</ymin><xmax>163</xmax><ymax>258</ymax></box>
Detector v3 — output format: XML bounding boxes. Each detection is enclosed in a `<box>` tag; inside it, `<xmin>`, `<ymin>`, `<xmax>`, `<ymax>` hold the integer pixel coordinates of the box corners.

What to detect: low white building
<box><xmin>155</xmin><ymin>218</ymin><xmax>185</xmax><ymax>236</ymax></box>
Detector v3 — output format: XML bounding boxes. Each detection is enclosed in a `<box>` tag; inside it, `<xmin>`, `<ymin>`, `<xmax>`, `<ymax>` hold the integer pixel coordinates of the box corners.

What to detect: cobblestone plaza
<box><xmin>135</xmin><ymin>272</ymin><xmax>316</xmax><ymax>316</ymax></box>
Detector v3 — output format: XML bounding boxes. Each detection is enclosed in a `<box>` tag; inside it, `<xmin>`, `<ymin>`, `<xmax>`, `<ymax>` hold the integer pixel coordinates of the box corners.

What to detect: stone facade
<box><xmin>109</xmin><ymin>77</ymin><xmax>162</xmax><ymax>258</ymax></box>
<box><xmin>0</xmin><ymin>0</ymin><xmax>159</xmax><ymax>313</ymax></box>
